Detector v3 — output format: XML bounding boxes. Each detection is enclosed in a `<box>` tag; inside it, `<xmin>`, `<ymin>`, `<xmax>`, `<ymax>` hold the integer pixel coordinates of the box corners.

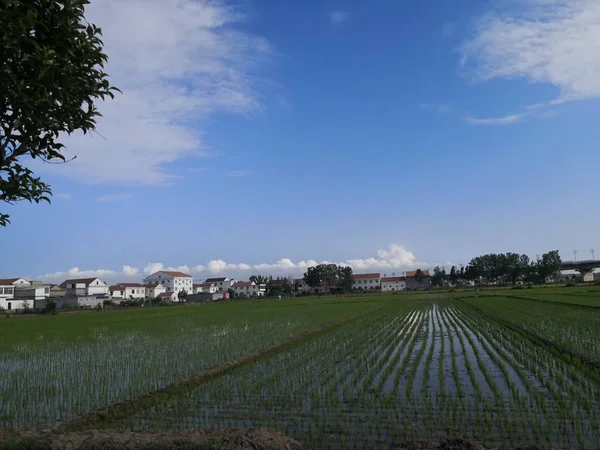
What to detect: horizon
<box><xmin>2</xmin><ymin>0</ymin><xmax>599</xmax><ymax>283</ymax></box>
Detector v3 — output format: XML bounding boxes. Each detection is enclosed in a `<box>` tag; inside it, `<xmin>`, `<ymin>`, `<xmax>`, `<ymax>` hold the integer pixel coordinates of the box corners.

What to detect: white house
<box><xmin>14</xmin><ymin>285</ymin><xmax>51</xmax><ymax>300</ymax></box>
<box><xmin>204</xmin><ymin>277</ymin><xmax>235</xmax><ymax>292</ymax></box>
<box><xmin>294</xmin><ymin>279</ymin><xmax>312</xmax><ymax>294</ymax></box>
<box><xmin>144</xmin><ymin>283</ymin><xmax>166</xmax><ymax>299</ymax></box>
<box><xmin>115</xmin><ymin>283</ymin><xmax>146</xmax><ymax>299</ymax></box>
<box><xmin>60</xmin><ymin>278</ymin><xmax>109</xmax><ymax>297</ymax></box>
<box><xmin>381</xmin><ymin>276</ymin><xmax>406</xmax><ymax>291</ymax></box>
<box><xmin>109</xmin><ymin>286</ymin><xmax>124</xmax><ymax>299</ymax></box>
<box><xmin>144</xmin><ymin>271</ymin><xmax>193</xmax><ymax>300</ymax></box>
<box><xmin>232</xmin><ymin>281</ymin><xmax>264</xmax><ymax>298</ymax></box>
<box><xmin>353</xmin><ymin>273</ymin><xmax>381</xmax><ymax>290</ymax></box>
<box><xmin>193</xmin><ymin>282</ymin><xmax>218</xmax><ymax>294</ymax></box>
<box><xmin>0</xmin><ymin>278</ymin><xmax>32</xmax><ymax>311</ymax></box>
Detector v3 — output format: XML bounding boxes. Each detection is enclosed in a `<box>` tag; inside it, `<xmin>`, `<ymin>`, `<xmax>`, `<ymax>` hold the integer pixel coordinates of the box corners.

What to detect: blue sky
<box><xmin>2</xmin><ymin>0</ymin><xmax>600</xmax><ymax>282</ymax></box>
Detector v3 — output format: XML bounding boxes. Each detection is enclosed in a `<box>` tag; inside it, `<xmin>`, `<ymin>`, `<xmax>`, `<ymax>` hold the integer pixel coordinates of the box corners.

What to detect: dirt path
<box><xmin>56</xmin><ymin>309</ymin><xmax>377</xmax><ymax>432</ymax></box>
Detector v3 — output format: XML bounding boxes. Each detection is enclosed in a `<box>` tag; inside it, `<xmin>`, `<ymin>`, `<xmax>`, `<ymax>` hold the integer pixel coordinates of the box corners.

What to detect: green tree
<box><xmin>538</xmin><ymin>250</ymin><xmax>562</xmax><ymax>283</ymax></box>
<box><xmin>414</xmin><ymin>269</ymin><xmax>424</xmax><ymax>285</ymax></box>
<box><xmin>338</xmin><ymin>266</ymin><xmax>354</xmax><ymax>293</ymax></box>
<box><xmin>449</xmin><ymin>266</ymin><xmax>458</xmax><ymax>285</ymax></box>
<box><xmin>249</xmin><ymin>275</ymin><xmax>268</xmax><ymax>285</ymax></box>
<box><xmin>1</xmin><ymin>0</ymin><xmax>119</xmax><ymax>226</ymax></box>
<box><xmin>431</xmin><ymin>266</ymin><xmax>446</xmax><ymax>288</ymax></box>
<box><xmin>177</xmin><ymin>290</ymin><xmax>187</xmax><ymax>302</ymax></box>
<box><xmin>303</xmin><ymin>266</ymin><xmax>323</xmax><ymax>292</ymax></box>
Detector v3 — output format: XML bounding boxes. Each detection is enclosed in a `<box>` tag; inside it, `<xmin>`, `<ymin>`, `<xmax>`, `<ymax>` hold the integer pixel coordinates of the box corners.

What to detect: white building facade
<box><xmin>204</xmin><ymin>277</ymin><xmax>235</xmax><ymax>292</ymax></box>
<box><xmin>381</xmin><ymin>276</ymin><xmax>406</xmax><ymax>291</ymax></box>
<box><xmin>353</xmin><ymin>273</ymin><xmax>381</xmax><ymax>290</ymax></box>
<box><xmin>61</xmin><ymin>278</ymin><xmax>109</xmax><ymax>296</ymax></box>
<box><xmin>144</xmin><ymin>271</ymin><xmax>193</xmax><ymax>301</ymax></box>
<box><xmin>115</xmin><ymin>283</ymin><xmax>146</xmax><ymax>299</ymax></box>
<box><xmin>194</xmin><ymin>282</ymin><xmax>218</xmax><ymax>294</ymax></box>
<box><xmin>1</xmin><ymin>278</ymin><xmax>32</xmax><ymax>311</ymax></box>
<box><xmin>232</xmin><ymin>281</ymin><xmax>264</xmax><ymax>298</ymax></box>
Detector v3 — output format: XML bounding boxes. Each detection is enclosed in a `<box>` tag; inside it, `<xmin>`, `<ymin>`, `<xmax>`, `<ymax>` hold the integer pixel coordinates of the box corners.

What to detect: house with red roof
<box><xmin>143</xmin><ymin>270</ymin><xmax>193</xmax><ymax>302</ymax></box>
<box><xmin>381</xmin><ymin>276</ymin><xmax>406</xmax><ymax>291</ymax></box>
<box><xmin>232</xmin><ymin>280</ymin><xmax>265</xmax><ymax>298</ymax></box>
<box><xmin>352</xmin><ymin>273</ymin><xmax>381</xmax><ymax>290</ymax></box>
<box><xmin>405</xmin><ymin>270</ymin><xmax>431</xmax><ymax>290</ymax></box>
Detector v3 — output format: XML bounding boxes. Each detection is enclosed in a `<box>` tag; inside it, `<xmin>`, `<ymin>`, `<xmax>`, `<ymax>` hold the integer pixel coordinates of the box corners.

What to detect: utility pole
<box><xmin>573</xmin><ymin>249</ymin><xmax>578</xmax><ymax>263</ymax></box>
<box><xmin>591</xmin><ymin>249</ymin><xmax>596</xmax><ymax>260</ymax></box>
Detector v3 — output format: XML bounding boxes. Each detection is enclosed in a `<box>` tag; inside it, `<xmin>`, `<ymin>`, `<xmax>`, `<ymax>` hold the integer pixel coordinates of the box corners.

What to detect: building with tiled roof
<box><xmin>406</xmin><ymin>270</ymin><xmax>432</xmax><ymax>290</ymax></box>
<box><xmin>144</xmin><ymin>271</ymin><xmax>193</xmax><ymax>300</ymax></box>
<box><xmin>381</xmin><ymin>276</ymin><xmax>406</xmax><ymax>291</ymax></box>
<box><xmin>352</xmin><ymin>273</ymin><xmax>381</xmax><ymax>290</ymax></box>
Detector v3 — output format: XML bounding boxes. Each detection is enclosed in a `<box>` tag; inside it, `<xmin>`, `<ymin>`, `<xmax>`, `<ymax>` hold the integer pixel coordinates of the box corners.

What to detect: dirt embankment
<box><xmin>0</xmin><ymin>429</ymin><xmax>303</xmax><ymax>450</ymax></box>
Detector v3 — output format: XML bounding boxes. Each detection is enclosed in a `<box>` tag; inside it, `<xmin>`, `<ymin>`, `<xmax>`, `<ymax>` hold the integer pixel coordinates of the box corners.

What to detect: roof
<box><xmin>381</xmin><ymin>276</ymin><xmax>406</xmax><ymax>282</ymax></box>
<box><xmin>0</xmin><ymin>278</ymin><xmax>21</xmax><ymax>285</ymax></box>
<box><xmin>353</xmin><ymin>273</ymin><xmax>381</xmax><ymax>280</ymax></box>
<box><xmin>194</xmin><ymin>282</ymin><xmax>215</xmax><ymax>288</ymax></box>
<box><xmin>59</xmin><ymin>278</ymin><xmax>99</xmax><ymax>288</ymax></box>
<box><xmin>205</xmin><ymin>277</ymin><xmax>228</xmax><ymax>282</ymax></box>
<box><xmin>109</xmin><ymin>286</ymin><xmax>124</xmax><ymax>292</ymax></box>
<box><xmin>406</xmin><ymin>270</ymin><xmax>431</xmax><ymax>278</ymax></box>
<box><xmin>116</xmin><ymin>283</ymin><xmax>144</xmax><ymax>288</ymax></box>
<box><xmin>233</xmin><ymin>281</ymin><xmax>254</xmax><ymax>287</ymax></box>
<box><xmin>143</xmin><ymin>283</ymin><xmax>162</xmax><ymax>288</ymax></box>
<box><xmin>158</xmin><ymin>292</ymin><xmax>173</xmax><ymax>297</ymax></box>
<box><xmin>163</xmin><ymin>271</ymin><xmax>192</xmax><ymax>278</ymax></box>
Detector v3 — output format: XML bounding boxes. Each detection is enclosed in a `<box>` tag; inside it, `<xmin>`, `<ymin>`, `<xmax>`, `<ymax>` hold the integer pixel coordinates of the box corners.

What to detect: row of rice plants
<box><xmin>0</xmin><ymin>307</ymin><xmax>368</xmax><ymax>429</ymax></box>
<box><xmin>101</xmin><ymin>300</ymin><xmax>600</xmax><ymax>448</ymax></box>
<box><xmin>450</xmin><ymin>300</ymin><xmax>600</xmax><ymax>448</ymax></box>
<box><xmin>461</xmin><ymin>295</ymin><xmax>600</xmax><ymax>360</ymax></box>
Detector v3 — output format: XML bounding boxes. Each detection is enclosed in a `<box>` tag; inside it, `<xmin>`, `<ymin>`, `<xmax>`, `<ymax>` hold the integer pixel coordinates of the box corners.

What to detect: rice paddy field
<box><xmin>1</xmin><ymin>286</ymin><xmax>599</xmax><ymax>449</ymax></box>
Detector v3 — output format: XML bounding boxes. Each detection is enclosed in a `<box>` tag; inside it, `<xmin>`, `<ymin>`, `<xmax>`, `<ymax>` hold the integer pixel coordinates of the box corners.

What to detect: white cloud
<box><xmin>142</xmin><ymin>262</ymin><xmax>192</xmax><ymax>276</ymax></box>
<box><xmin>38</xmin><ymin>0</ymin><xmax>271</xmax><ymax>185</ymax></box>
<box><xmin>465</xmin><ymin>113</ymin><xmax>523</xmax><ymax>125</ymax></box>
<box><xmin>35</xmin><ymin>243</ymin><xmax>431</xmax><ymax>283</ymax></box>
<box><xmin>96</xmin><ymin>193</ymin><xmax>132</xmax><ymax>202</ymax></box>
<box><xmin>330</xmin><ymin>10</ymin><xmax>349</xmax><ymax>26</ymax></box>
<box><xmin>461</xmin><ymin>0</ymin><xmax>600</xmax><ymax>104</ymax></box>
<box><xmin>227</xmin><ymin>170</ymin><xmax>251</xmax><ymax>177</ymax></box>
<box><xmin>38</xmin><ymin>265</ymin><xmax>139</xmax><ymax>282</ymax></box>
<box><xmin>122</xmin><ymin>265</ymin><xmax>139</xmax><ymax>277</ymax></box>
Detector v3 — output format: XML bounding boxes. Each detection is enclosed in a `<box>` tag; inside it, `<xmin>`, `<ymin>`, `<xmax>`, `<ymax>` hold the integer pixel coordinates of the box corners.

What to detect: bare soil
<box><xmin>0</xmin><ymin>429</ymin><xmax>303</xmax><ymax>450</ymax></box>
<box><xmin>391</xmin><ymin>438</ymin><xmax>489</xmax><ymax>450</ymax></box>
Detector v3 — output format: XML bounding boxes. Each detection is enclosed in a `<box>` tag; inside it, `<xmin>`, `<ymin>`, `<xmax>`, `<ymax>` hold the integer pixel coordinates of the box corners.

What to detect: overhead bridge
<box><xmin>560</xmin><ymin>260</ymin><xmax>600</xmax><ymax>282</ymax></box>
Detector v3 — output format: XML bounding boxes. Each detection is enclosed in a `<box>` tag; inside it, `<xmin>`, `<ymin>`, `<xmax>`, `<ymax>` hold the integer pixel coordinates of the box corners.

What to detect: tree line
<box><xmin>430</xmin><ymin>250</ymin><xmax>562</xmax><ymax>287</ymax></box>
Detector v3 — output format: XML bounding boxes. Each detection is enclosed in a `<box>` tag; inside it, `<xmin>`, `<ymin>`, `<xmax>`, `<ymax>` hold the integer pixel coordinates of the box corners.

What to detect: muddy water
<box><xmin>446</xmin><ymin>307</ymin><xmax>528</xmax><ymax>400</ymax></box>
<box><xmin>411</xmin><ymin>308</ymin><xmax>435</xmax><ymax>396</ymax></box>
<box><xmin>381</xmin><ymin>311</ymin><xmax>424</xmax><ymax>394</ymax></box>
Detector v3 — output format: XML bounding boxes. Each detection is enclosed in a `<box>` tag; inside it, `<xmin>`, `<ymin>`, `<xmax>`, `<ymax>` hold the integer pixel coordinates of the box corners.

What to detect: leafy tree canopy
<box><xmin>1</xmin><ymin>0</ymin><xmax>119</xmax><ymax>226</ymax></box>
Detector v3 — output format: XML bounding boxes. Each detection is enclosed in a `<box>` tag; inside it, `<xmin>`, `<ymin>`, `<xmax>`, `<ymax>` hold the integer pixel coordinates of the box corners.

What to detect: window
<box><xmin>5</xmin><ymin>287</ymin><xmax>13</xmax><ymax>295</ymax></box>
<box><xmin>45</xmin><ymin>288</ymin><xmax>49</xmax><ymax>294</ymax></box>
<box><xmin>369</xmin><ymin>280</ymin><xmax>373</xmax><ymax>283</ymax></box>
